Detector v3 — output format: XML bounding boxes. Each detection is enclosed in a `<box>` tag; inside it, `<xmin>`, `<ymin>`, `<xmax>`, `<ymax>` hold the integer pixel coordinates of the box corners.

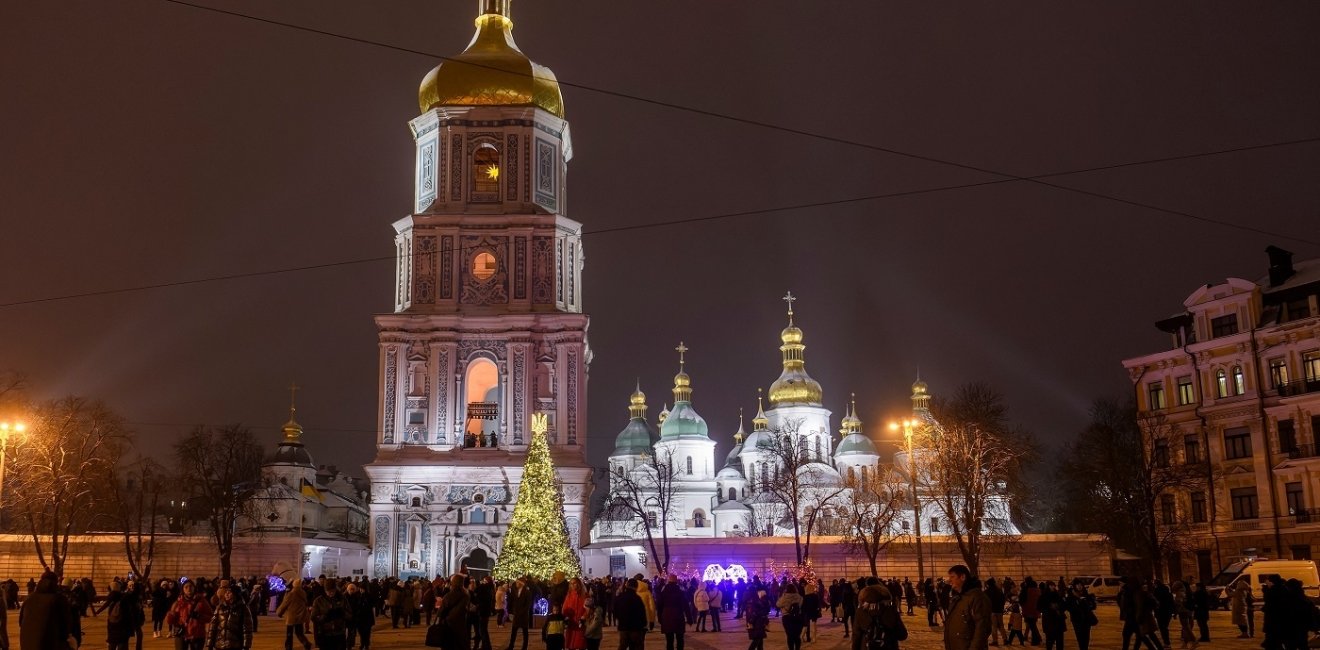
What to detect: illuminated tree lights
<box><xmin>492</xmin><ymin>414</ymin><xmax>581</xmax><ymax>581</ymax></box>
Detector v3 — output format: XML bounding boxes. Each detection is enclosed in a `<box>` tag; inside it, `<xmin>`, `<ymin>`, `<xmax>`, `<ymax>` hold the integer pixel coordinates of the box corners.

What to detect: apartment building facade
<box><xmin>1122</xmin><ymin>246</ymin><xmax>1320</xmax><ymax>582</ymax></box>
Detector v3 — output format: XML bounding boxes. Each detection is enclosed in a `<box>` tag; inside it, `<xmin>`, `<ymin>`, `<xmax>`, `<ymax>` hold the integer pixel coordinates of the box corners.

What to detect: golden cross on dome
<box><xmin>783</xmin><ymin>291</ymin><xmax>797</xmax><ymax>324</ymax></box>
<box><xmin>675</xmin><ymin>341</ymin><xmax>689</xmax><ymax>369</ymax></box>
<box><xmin>288</xmin><ymin>382</ymin><xmax>300</xmax><ymax>416</ymax></box>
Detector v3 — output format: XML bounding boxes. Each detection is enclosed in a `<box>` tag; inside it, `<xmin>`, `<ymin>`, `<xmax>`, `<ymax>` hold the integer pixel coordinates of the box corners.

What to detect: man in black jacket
<box><xmin>504</xmin><ymin>577</ymin><xmax>534</xmax><ymax>650</ymax></box>
<box><xmin>20</xmin><ymin>572</ymin><xmax>72</xmax><ymax>650</ymax></box>
<box><xmin>614</xmin><ymin>579</ymin><xmax>647</xmax><ymax>650</ymax></box>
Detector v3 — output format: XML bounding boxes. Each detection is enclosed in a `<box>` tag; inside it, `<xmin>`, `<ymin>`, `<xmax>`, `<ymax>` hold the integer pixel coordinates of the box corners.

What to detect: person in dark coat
<box><xmin>92</xmin><ymin>580</ymin><xmax>134</xmax><ymax>650</ymax></box>
<box><xmin>1190</xmin><ymin>581</ymin><xmax>1211</xmax><ymax>642</ymax></box>
<box><xmin>1037</xmin><ymin>582</ymin><xmax>1068</xmax><ymax>650</ymax></box>
<box><xmin>943</xmin><ymin>566</ymin><xmax>991</xmax><ymax>650</ymax></box>
<box><xmin>1065</xmin><ymin>585</ymin><xmax>1097</xmax><ymax>650</ymax></box>
<box><xmin>344</xmin><ymin>582</ymin><xmax>376</xmax><ymax>650</ymax></box>
<box><xmin>435</xmin><ymin>575</ymin><xmax>470</xmax><ymax>650</ymax></box>
<box><xmin>655</xmin><ymin>575</ymin><xmax>687</xmax><ymax>650</ymax></box>
<box><xmin>613</xmin><ymin>579</ymin><xmax>648</xmax><ymax>650</ymax></box>
<box><xmin>504</xmin><ymin>577</ymin><xmax>534</xmax><ymax>650</ymax></box>
<box><xmin>744</xmin><ymin>586</ymin><xmax>771</xmax><ymax>650</ymax></box>
<box><xmin>20</xmin><ymin>572</ymin><xmax>71</xmax><ymax>650</ymax></box>
<box><xmin>310</xmin><ymin>581</ymin><xmax>353</xmax><ymax>650</ymax></box>
<box><xmin>206</xmin><ymin>588</ymin><xmax>254</xmax><ymax>650</ymax></box>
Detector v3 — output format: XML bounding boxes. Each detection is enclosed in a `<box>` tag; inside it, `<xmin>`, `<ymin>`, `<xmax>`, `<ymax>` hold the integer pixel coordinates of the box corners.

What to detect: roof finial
<box><xmin>783</xmin><ymin>291</ymin><xmax>797</xmax><ymax>326</ymax></box>
<box><xmin>288</xmin><ymin>381</ymin><xmax>300</xmax><ymax>420</ymax></box>
<box><xmin>675</xmin><ymin>341</ymin><xmax>689</xmax><ymax>370</ymax></box>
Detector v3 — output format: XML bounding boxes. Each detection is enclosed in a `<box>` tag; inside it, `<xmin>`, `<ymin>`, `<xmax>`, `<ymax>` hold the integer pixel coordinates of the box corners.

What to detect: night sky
<box><xmin>3</xmin><ymin>2</ymin><xmax>1318</xmax><ymax>474</ymax></box>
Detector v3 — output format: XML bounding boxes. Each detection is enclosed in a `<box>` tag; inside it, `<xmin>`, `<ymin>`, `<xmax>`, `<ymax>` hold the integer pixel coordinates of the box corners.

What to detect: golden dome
<box><xmin>912</xmin><ymin>379</ymin><xmax>928</xmax><ymax>395</ymax></box>
<box><xmin>752</xmin><ymin>390</ymin><xmax>770</xmax><ymax>431</ymax></box>
<box><xmin>418</xmin><ymin>1</ymin><xmax>565</xmax><ymax>117</ymax></box>
<box><xmin>628</xmin><ymin>381</ymin><xmax>647</xmax><ymax>420</ymax></box>
<box><xmin>767</xmin><ymin>292</ymin><xmax>823</xmax><ymax>407</ymax></box>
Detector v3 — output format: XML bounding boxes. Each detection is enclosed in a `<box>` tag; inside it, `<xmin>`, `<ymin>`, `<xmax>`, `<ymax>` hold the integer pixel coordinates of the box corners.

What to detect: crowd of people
<box><xmin>4</xmin><ymin>566</ymin><xmax>1319</xmax><ymax>650</ymax></box>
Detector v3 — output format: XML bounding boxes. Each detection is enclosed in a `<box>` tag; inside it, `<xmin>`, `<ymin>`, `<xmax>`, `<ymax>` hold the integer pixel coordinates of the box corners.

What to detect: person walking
<box><xmin>276</xmin><ymin>579</ymin><xmax>313</xmax><ymax>650</ymax></box>
<box><xmin>636</xmin><ymin>580</ymin><xmax>656</xmax><ymax>632</ymax></box>
<box><xmin>693</xmin><ymin>583</ymin><xmax>709</xmax><ymax>632</ymax></box>
<box><xmin>852</xmin><ymin>577</ymin><xmax>905</xmax><ymax>650</ymax></box>
<box><xmin>801</xmin><ymin>582</ymin><xmax>821</xmax><ymax>642</ymax></box>
<box><xmin>164</xmin><ymin>581</ymin><xmax>212</xmax><ymax>650</ymax></box>
<box><xmin>1020</xmin><ymin>578</ymin><xmax>1041</xmax><ymax>646</ymax></box>
<box><xmin>1189</xmin><ymin>582</ymin><xmax>1210</xmax><ymax>643</ymax></box>
<box><xmin>1037</xmin><ymin>583</ymin><xmax>1067</xmax><ymax>650</ymax></box>
<box><xmin>583</xmin><ymin>596</ymin><xmax>605</xmax><ymax>650</ymax></box>
<box><xmin>19</xmin><ymin>572</ymin><xmax>72</xmax><ymax>650</ymax></box>
<box><xmin>310</xmin><ymin>580</ymin><xmax>353</xmax><ymax>650</ymax></box>
<box><xmin>1229</xmin><ymin>580</ymin><xmax>1250</xmax><ymax>639</ymax></box>
<box><xmin>92</xmin><ymin>580</ymin><xmax>133</xmax><ymax>650</ymax></box>
<box><xmin>434</xmin><ymin>575</ymin><xmax>470</xmax><ymax>650</ymax></box>
<box><xmin>839</xmin><ymin>580</ymin><xmax>858</xmax><ymax>638</ymax></box>
<box><xmin>613</xmin><ymin>579</ymin><xmax>648</xmax><ymax>650</ymax></box>
<box><xmin>705</xmin><ymin>582</ymin><xmax>722</xmax><ymax>632</ymax></box>
<box><xmin>345</xmin><ymin>582</ymin><xmax>376</xmax><ymax>650</ymax></box>
<box><xmin>986</xmin><ymin>578</ymin><xmax>1007</xmax><ymax>647</ymax></box>
<box><xmin>655</xmin><ymin>575</ymin><xmax>687</xmax><ymax>650</ymax></box>
<box><xmin>1064</xmin><ymin>585</ymin><xmax>1097</xmax><ymax>650</ymax></box>
<box><xmin>943</xmin><ymin>565</ymin><xmax>991</xmax><ymax>650</ymax></box>
<box><xmin>207</xmin><ymin>587</ymin><xmax>254</xmax><ymax>650</ymax></box>
<box><xmin>504</xmin><ymin>577</ymin><xmax>534</xmax><ymax>650</ymax></box>
<box><xmin>744</xmin><ymin>586</ymin><xmax>771</xmax><ymax>650</ymax></box>
<box><xmin>776</xmin><ymin>584</ymin><xmax>804</xmax><ymax>650</ymax></box>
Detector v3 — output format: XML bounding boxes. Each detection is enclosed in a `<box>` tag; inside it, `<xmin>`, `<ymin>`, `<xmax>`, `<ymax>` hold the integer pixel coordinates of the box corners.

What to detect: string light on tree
<box><xmin>492</xmin><ymin>413</ymin><xmax>581</xmax><ymax>581</ymax></box>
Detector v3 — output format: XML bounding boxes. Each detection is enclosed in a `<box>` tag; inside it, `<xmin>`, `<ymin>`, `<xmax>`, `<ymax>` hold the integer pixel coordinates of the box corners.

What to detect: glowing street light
<box><xmin>889</xmin><ymin>418</ymin><xmax>925</xmax><ymax>585</ymax></box>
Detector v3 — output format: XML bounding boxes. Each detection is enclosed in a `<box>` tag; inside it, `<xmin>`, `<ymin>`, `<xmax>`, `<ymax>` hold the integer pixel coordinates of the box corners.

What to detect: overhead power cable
<box><xmin>2</xmin><ymin>135</ymin><xmax>1317</xmax><ymax>309</ymax></box>
<box><xmin>159</xmin><ymin>0</ymin><xmax>1320</xmax><ymax>242</ymax></box>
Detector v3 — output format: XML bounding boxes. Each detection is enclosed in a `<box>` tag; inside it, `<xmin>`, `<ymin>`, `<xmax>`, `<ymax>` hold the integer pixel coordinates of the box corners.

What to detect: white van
<box><xmin>1205</xmin><ymin>559</ymin><xmax>1319</xmax><ymax>608</ymax></box>
<box><xmin>1073</xmin><ymin>575</ymin><xmax>1123</xmax><ymax>601</ymax></box>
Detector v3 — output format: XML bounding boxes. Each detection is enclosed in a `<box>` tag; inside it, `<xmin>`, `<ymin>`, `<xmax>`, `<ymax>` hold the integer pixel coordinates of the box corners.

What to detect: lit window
<box><xmin>1216</xmin><ymin>370</ymin><xmax>1229</xmax><ymax>398</ymax></box>
<box><xmin>1305</xmin><ymin>351</ymin><xmax>1320</xmax><ymax>382</ymax></box>
<box><xmin>472</xmin><ymin>144</ymin><xmax>500</xmax><ymax>197</ymax></box>
<box><xmin>1232</xmin><ymin>366</ymin><xmax>1246</xmax><ymax>395</ymax></box>
<box><xmin>1270</xmin><ymin>358</ymin><xmax>1290</xmax><ymax>388</ymax></box>
<box><xmin>1148</xmin><ymin>382</ymin><xmax>1166</xmax><ymax>410</ymax></box>
<box><xmin>472</xmin><ymin>252</ymin><xmax>497</xmax><ymax>281</ymax></box>
<box><xmin>1177</xmin><ymin>377</ymin><xmax>1196</xmax><ymax>405</ymax></box>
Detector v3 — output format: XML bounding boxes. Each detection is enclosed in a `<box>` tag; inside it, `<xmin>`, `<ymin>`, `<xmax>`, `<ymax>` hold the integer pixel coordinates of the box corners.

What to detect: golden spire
<box><xmin>768</xmin><ymin>291</ymin><xmax>822</xmax><ymax>406</ymax></box>
<box><xmin>628</xmin><ymin>379</ymin><xmax>647</xmax><ymax>420</ymax></box>
<box><xmin>911</xmin><ymin>376</ymin><xmax>931</xmax><ymax>413</ymax></box>
<box><xmin>752</xmin><ymin>389</ymin><xmax>770</xmax><ymax>431</ymax></box>
<box><xmin>734</xmin><ymin>408</ymin><xmax>745</xmax><ymax>444</ymax></box>
<box><xmin>657</xmin><ymin>402</ymin><xmax>670</xmax><ymax>426</ymax></box>
<box><xmin>672</xmin><ymin>341</ymin><xmax>692</xmax><ymax>403</ymax></box>
<box><xmin>840</xmin><ymin>392</ymin><xmax>863</xmax><ymax>436</ymax></box>
<box><xmin>282</xmin><ymin>381</ymin><xmax>303</xmax><ymax>442</ymax></box>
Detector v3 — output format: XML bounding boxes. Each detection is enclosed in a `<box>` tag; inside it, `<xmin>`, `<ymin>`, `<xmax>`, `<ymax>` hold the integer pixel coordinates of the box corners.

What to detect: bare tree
<box><xmin>174</xmin><ymin>424</ymin><xmax>265</xmax><ymax>578</ymax></box>
<box><xmin>604</xmin><ymin>448</ymin><xmax>679</xmax><ymax>574</ymax></box>
<box><xmin>1055</xmin><ymin>399</ymin><xmax>1211</xmax><ymax>578</ymax></box>
<box><xmin>9</xmin><ymin>397</ymin><xmax>128</xmax><ymax>576</ymax></box>
<box><xmin>840</xmin><ymin>466</ymin><xmax>908</xmax><ymax>577</ymax></box>
<box><xmin>752</xmin><ymin>419</ymin><xmax>846</xmax><ymax>565</ymax></box>
<box><xmin>110</xmin><ymin>457</ymin><xmax>171</xmax><ymax>582</ymax></box>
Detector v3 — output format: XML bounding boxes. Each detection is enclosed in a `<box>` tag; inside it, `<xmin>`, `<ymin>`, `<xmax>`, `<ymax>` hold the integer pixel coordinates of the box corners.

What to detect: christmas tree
<box><xmin>493</xmin><ymin>413</ymin><xmax>581</xmax><ymax>581</ymax></box>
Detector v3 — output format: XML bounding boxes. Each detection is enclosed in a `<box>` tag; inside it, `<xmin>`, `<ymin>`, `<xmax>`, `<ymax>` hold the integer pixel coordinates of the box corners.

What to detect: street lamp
<box><xmin>0</xmin><ymin>421</ymin><xmax>26</xmax><ymax>529</ymax></box>
<box><xmin>889</xmin><ymin>418</ymin><xmax>924</xmax><ymax>586</ymax></box>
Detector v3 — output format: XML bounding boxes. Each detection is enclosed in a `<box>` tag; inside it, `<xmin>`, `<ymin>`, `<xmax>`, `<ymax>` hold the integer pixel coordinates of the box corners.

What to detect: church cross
<box><xmin>783</xmin><ymin>291</ymin><xmax>797</xmax><ymax>324</ymax></box>
<box><xmin>675</xmin><ymin>342</ymin><xmax>688</xmax><ymax>369</ymax></box>
<box><xmin>288</xmin><ymin>382</ymin><xmax>300</xmax><ymax>416</ymax></box>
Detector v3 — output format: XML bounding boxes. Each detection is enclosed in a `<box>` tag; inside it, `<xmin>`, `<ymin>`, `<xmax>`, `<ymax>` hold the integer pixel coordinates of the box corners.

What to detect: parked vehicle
<box><xmin>1072</xmin><ymin>575</ymin><xmax>1123</xmax><ymax>601</ymax></box>
<box><xmin>1205</xmin><ymin>558</ymin><xmax>1319</xmax><ymax>609</ymax></box>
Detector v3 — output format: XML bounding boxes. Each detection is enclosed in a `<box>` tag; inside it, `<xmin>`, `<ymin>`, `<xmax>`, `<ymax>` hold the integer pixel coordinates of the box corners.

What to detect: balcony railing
<box><xmin>1287</xmin><ymin>444</ymin><xmax>1320</xmax><ymax>460</ymax></box>
<box><xmin>1277</xmin><ymin>378</ymin><xmax>1320</xmax><ymax>397</ymax></box>
<box><xmin>1296</xmin><ymin>508</ymin><xmax>1320</xmax><ymax>524</ymax></box>
<box><xmin>467</xmin><ymin>402</ymin><xmax>499</xmax><ymax>420</ymax></box>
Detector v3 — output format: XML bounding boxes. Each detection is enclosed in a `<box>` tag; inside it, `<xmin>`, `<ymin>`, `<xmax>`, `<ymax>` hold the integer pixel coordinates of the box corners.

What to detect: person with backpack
<box><xmin>93</xmin><ymin>580</ymin><xmax>133</xmax><ymax>650</ymax></box>
<box><xmin>776</xmin><ymin>584</ymin><xmax>804</xmax><ymax>650</ymax></box>
<box><xmin>744</xmin><ymin>586</ymin><xmax>771</xmax><ymax>650</ymax></box>
<box><xmin>275</xmin><ymin>579</ymin><xmax>313</xmax><ymax>650</ymax></box>
<box><xmin>853</xmin><ymin>577</ymin><xmax>905</xmax><ymax>650</ymax></box>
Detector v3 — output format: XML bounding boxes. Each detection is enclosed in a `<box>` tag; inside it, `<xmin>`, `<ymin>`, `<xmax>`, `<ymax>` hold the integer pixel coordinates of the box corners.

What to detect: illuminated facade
<box><xmin>1122</xmin><ymin>246</ymin><xmax>1320</xmax><ymax>580</ymax></box>
<box><xmin>363</xmin><ymin>0</ymin><xmax>593</xmax><ymax>580</ymax></box>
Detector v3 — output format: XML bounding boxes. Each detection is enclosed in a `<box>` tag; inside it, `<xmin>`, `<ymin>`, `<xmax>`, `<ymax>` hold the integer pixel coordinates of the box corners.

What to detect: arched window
<box><xmin>686</xmin><ymin>456</ymin><xmax>693</xmax><ymax>475</ymax></box>
<box><xmin>410</xmin><ymin>497</ymin><xmax>422</xmax><ymax>508</ymax></box>
<box><xmin>646</xmin><ymin>511</ymin><xmax>658</xmax><ymax>528</ymax></box>
<box><xmin>861</xmin><ymin>465</ymin><xmax>869</xmax><ymax>483</ymax></box>
<box><xmin>472</xmin><ymin>143</ymin><xmax>501</xmax><ymax>199</ymax></box>
<box><xmin>1216</xmin><ymin>369</ymin><xmax>1229</xmax><ymax>398</ymax></box>
<box><xmin>847</xmin><ymin>467</ymin><xmax>857</xmax><ymax>483</ymax></box>
<box><xmin>465</xmin><ymin>358</ymin><xmax>500</xmax><ymax>444</ymax></box>
<box><xmin>814</xmin><ymin>436</ymin><xmax>822</xmax><ymax>461</ymax></box>
<box><xmin>1232</xmin><ymin>366</ymin><xmax>1246</xmax><ymax>395</ymax></box>
<box><xmin>728</xmin><ymin>487</ymin><xmax>736</xmax><ymax>502</ymax></box>
<box><xmin>692</xmin><ymin>510</ymin><xmax>706</xmax><ymax>528</ymax></box>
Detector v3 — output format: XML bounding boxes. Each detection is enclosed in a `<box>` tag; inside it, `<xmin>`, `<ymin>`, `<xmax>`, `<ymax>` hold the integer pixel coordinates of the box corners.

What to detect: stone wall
<box><xmin>0</xmin><ymin>534</ymin><xmax>369</xmax><ymax>583</ymax></box>
<box><xmin>583</xmin><ymin>534</ymin><xmax>1114</xmax><ymax>581</ymax></box>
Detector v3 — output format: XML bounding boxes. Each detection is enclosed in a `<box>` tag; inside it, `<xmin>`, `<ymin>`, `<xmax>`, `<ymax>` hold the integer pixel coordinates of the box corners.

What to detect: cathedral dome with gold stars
<box><xmin>767</xmin><ymin>292</ymin><xmax>824</xmax><ymax>407</ymax></box>
<box><xmin>418</xmin><ymin>0</ymin><xmax>565</xmax><ymax>117</ymax></box>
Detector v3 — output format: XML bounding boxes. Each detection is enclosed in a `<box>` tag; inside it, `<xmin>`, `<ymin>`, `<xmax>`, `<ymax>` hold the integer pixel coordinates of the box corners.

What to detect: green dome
<box><xmin>835</xmin><ymin>433</ymin><xmax>878</xmax><ymax>456</ymax></box>
<box><xmin>659</xmin><ymin>401</ymin><xmax>709</xmax><ymax>440</ymax></box>
<box><xmin>613</xmin><ymin>418</ymin><xmax>655</xmax><ymax>457</ymax></box>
